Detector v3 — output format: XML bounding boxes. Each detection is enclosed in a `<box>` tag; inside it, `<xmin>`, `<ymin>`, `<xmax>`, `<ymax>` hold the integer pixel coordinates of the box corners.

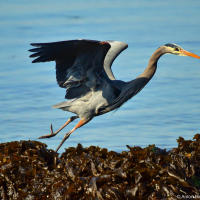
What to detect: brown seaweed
<box><xmin>0</xmin><ymin>134</ymin><xmax>200</xmax><ymax>199</ymax></box>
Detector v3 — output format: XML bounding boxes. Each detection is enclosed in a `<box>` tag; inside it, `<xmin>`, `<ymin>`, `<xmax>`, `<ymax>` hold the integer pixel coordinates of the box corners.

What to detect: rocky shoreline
<box><xmin>0</xmin><ymin>134</ymin><xmax>200</xmax><ymax>199</ymax></box>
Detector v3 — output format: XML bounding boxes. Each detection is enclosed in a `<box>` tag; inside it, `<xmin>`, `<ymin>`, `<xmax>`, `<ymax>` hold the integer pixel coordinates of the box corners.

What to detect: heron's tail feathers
<box><xmin>52</xmin><ymin>99</ymin><xmax>76</xmax><ymax>110</ymax></box>
<box><xmin>52</xmin><ymin>101</ymin><xmax>69</xmax><ymax>109</ymax></box>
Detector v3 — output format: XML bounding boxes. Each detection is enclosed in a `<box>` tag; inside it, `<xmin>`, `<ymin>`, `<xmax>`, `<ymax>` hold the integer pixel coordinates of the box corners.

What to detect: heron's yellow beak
<box><xmin>180</xmin><ymin>49</ymin><xmax>200</xmax><ymax>59</ymax></box>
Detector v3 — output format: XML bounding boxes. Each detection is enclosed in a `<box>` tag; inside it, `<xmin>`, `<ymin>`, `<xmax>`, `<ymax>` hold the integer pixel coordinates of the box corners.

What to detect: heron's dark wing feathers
<box><xmin>29</xmin><ymin>40</ymin><xmax>100</xmax><ymax>63</ymax></box>
<box><xmin>29</xmin><ymin>39</ymin><xmax>111</xmax><ymax>99</ymax></box>
<box><xmin>65</xmin><ymin>85</ymin><xmax>90</xmax><ymax>99</ymax></box>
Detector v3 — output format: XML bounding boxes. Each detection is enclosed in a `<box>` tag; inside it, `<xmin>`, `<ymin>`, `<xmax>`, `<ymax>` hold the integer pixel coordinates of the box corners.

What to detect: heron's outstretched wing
<box><xmin>29</xmin><ymin>39</ymin><xmax>127</xmax><ymax>99</ymax></box>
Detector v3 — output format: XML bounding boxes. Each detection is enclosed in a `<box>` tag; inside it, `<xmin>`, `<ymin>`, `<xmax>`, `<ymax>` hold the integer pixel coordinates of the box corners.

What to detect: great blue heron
<box><xmin>29</xmin><ymin>39</ymin><xmax>200</xmax><ymax>152</ymax></box>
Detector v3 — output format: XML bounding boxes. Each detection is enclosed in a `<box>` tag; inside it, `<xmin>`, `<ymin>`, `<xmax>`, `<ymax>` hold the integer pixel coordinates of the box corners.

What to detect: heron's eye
<box><xmin>175</xmin><ymin>47</ymin><xmax>179</xmax><ymax>51</ymax></box>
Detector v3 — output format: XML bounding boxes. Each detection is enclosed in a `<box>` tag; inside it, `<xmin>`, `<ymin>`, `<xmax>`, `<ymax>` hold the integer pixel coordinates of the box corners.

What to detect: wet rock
<box><xmin>0</xmin><ymin>134</ymin><xmax>200</xmax><ymax>199</ymax></box>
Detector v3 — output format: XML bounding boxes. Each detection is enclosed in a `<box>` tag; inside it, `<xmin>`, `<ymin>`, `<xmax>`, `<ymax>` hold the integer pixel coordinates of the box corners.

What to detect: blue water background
<box><xmin>0</xmin><ymin>0</ymin><xmax>200</xmax><ymax>152</ymax></box>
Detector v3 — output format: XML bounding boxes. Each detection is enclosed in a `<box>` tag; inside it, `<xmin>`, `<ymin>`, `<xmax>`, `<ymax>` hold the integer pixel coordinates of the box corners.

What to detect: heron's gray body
<box><xmin>53</xmin><ymin>79</ymin><xmax>123</xmax><ymax>119</ymax></box>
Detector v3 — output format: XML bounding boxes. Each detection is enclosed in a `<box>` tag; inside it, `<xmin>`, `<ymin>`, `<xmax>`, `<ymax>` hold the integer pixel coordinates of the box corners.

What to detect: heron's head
<box><xmin>164</xmin><ymin>43</ymin><xmax>200</xmax><ymax>59</ymax></box>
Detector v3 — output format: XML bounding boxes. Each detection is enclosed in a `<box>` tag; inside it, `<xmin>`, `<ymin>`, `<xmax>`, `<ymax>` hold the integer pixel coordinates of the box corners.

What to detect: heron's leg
<box><xmin>38</xmin><ymin>116</ymin><xmax>78</xmax><ymax>139</ymax></box>
<box><xmin>55</xmin><ymin>118</ymin><xmax>89</xmax><ymax>152</ymax></box>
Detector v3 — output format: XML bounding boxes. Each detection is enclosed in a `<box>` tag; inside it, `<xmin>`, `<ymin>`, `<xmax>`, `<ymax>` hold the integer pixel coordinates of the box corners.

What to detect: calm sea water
<box><xmin>0</xmin><ymin>0</ymin><xmax>200</xmax><ymax>152</ymax></box>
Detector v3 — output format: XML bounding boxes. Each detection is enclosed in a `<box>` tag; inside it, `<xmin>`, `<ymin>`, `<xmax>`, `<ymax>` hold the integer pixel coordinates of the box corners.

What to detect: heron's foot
<box><xmin>38</xmin><ymin>116</ymin><xmax>79</xmax><ymax>140</ymax></box>
<box><xmin>55</xmin><ymin>118</ymin><xmax>89</xmax><ymax>152</ymax></box>
<box><xmin>55</xmin><ymin>131</ymin><xmax>71</xmax><ymax>152</ymax></box>
<box><xmin>38</xmin><ymin>124</ymin><xmax>57</xmax><ymax>139</ymax></box>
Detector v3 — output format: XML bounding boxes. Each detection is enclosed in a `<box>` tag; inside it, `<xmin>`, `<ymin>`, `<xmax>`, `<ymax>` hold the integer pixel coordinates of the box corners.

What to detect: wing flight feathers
<box><xmin>29</xmin><ymin>39</ymin><xmax>128</xmax><ymax>100</ymax></box>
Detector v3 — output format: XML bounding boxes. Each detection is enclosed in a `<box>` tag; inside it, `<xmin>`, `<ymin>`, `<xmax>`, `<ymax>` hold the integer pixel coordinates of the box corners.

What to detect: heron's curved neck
<box><xmin>138</xmin><ymin>46</ymin><xmax>165</xmax><ymax>79</ymax></box>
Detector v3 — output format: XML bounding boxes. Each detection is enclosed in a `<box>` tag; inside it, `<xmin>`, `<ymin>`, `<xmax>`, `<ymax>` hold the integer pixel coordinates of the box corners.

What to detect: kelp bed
<box><xmin>0</xmin><ymin>134</ymin><xmax>200</xmax><ymax>200</ymax></box>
